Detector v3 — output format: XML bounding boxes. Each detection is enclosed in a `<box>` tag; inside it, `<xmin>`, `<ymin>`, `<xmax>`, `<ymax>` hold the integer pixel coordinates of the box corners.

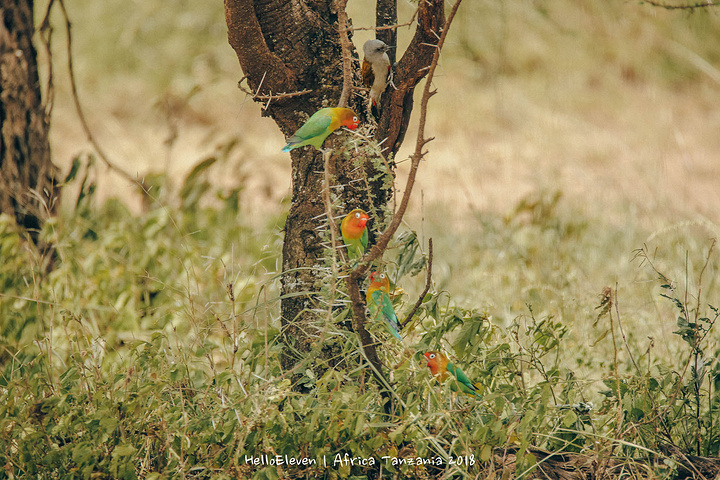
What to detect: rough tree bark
<box><xmin>224</xmin><ymin>0</ymin><xmax>444</xmax><ymax>383</ymax></box>
<box><xmin>0</xmin><ymin>0</ymin><xmax>58</xmax><ymax>249</ymax></box>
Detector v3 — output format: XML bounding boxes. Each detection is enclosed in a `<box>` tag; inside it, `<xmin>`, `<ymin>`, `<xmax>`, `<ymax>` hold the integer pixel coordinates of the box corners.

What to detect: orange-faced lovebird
<box><xmin>361</xmin><ymin>39</ymin><xmax>392</xmax><ymax>118</ymax></box>
<box><xmin>366</xmin><ymin>272</ymin><xmax>403</xmax><ymax>341</ymax></box>
<box><xmin>340</xmin><ymin>209</ymin><xmax>369</xmax><ymax>260</ymax></box>
<box><xmin>282</xmin><ymin>107</ymin><xmax>360</xmax><ymax>152</ymax></box>
<box><xmin>424</xmin><ymin>351</ymin><xmax>479</xmax><ymax>397</ymax></box>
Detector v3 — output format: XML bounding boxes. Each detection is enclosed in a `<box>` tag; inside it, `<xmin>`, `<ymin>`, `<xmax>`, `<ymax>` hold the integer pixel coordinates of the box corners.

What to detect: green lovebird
<box><xmin>340</xmin><ymin>208</ymin><xmax>369</xmax><ymax>260</ymax></box>
<box><xmin>366</xmin><ymin>272</ymin><xmax>403</xmax><ymax>341</ymax></box>
<box><xmin>424</xmin><ymin>351</ymin><xmax>480</xmax><ymax>397</ymax></box>
<box><xmin>282</xmin><ymin>107</ymin><xmax>360</xmax><ymax>152</ymax></box>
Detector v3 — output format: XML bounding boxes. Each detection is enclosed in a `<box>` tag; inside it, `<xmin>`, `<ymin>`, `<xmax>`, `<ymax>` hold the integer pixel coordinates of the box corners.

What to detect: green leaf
<box><xmin>63</xmin><ymin>156</ymin><xmax>83</xmax><ymax>184</ymax></box>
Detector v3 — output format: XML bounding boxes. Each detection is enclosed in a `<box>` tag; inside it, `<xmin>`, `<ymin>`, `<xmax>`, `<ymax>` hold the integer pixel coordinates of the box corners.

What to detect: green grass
<box><xmin>1</xmin><ymin>159</ymin><xmax>719</xmax><ymax>478</ymax></box>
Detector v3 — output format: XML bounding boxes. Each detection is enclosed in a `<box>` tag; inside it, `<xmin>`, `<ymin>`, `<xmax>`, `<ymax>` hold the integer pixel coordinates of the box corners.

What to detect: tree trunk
<box><xmin>0</xmin><ymin>0</ymin><xmax>59</xmax><ymax>249</ymax></box>
<box><xmin>224</xmin><ymin>0</ymin><xmax>444</xmax><ymax>383</ymax></box>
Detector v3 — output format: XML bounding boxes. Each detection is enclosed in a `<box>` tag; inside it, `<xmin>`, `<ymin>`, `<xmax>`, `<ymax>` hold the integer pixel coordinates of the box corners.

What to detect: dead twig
<box><xmin>613</xmin><ymin>283</ymin><xmax>641</xmax><ymax>375</ymax></box>
<box><xmin>57</xmin><ymin>0</ymin><xmax>137</xmax><ymax>185</ymax></box>
<box><xmin>642</xmin><ymin>0</ymin><xmax>720</xmax><ymax>9</ymax></box>
<box><xmin>322</xmin><ymin>152</ymin><xmax>347</xmax><ymax>264</ymax></box>
<box><xmin>237</xmin><ymin>76</ymin><xmax>312</xmax><ymax>102</ymax></box>
<box><xmin>345</xmin><ymin>0</ymin><xmax>463</xmax><ymax>399</ymax></box>
<box><xmin>351</xmin><ymin>0</ymin><xmax>462</xmax><ymax>276</ymax></box>
<box><xmin>401</xmin><ymin>238</ymin><xmax>432</xmax><ymax>329</ymax></box>
<box><xmin>321</xmin><ymin>148</ymin><xmax>346</xmax><ymax>333</ymax></box>
<box><xmin>38</xmin><ymin>0</ymin><xmax>56</xmax><ymax>117</ymax></box>
<box><xmin>335</xmin><ymin>0</ymin><xmax>354</xmax><ymax>108</ymax></box>
<box><xmin>347</xmin><ymin>21</ymin><xmax>413</xmax><ymax>33</ymax></box>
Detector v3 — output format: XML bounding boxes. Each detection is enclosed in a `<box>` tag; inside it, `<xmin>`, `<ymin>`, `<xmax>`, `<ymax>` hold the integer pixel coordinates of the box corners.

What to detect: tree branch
<box><xmin>355</xmin><ymin>0</ymin><xmax>462</xmax><ymax>276</ymax></box>
<box><xmin>376</xmin><ymin>0</ymin><xmax>445</xmax><ymax>156</ymax></box>
<box><xmin>57</xmin><ymin>0</ymin><xmax>137</xmax><ymax>185</ymax></box>
<box><xmin>349</xmin><ymin>21</ymin><xmax>413</xmax><ymax>33</ymax></box>
<box><xmin>335</xmin><ymin>0</ymin><xmax>354</xmax><ymax>108</ymax></box>
<box><xmin>237</xmin><ymin>77</ymin><xmax>311</xmax><ymax>103</ymax></box>
<box><xmin>322</xmin><ymin>150</ymin><xmax>346</xmax><ymax>265</ymax></box>
<box><xmin>401</xmin><ymin>238</ymin><xmax>432</xmax><ymax>329</ymax></box>
<box><xmin>224</xmin><ymin>0</ymin><xmax>299</xmax><ymax>97</ymax></box>
<box><xmin>346</xmin><ymin>0</ymin><xmax>463</xmax><ymax>390</ymax></box>
<box><xmin>376</xmin><ymin>0</ymin><xmax>398</xmax><ymax>64</ymax></box>
<box><xmin>642</xmin><ymin>0</ymin><xmax>720</xmax><ymax>9</ymax></box>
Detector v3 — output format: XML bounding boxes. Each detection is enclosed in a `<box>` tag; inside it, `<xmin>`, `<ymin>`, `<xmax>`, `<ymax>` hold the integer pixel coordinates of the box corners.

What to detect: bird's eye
<box><xmin>353</xmin><ymin>116</ymin><xmax>358</xmax><ymax>123</ymax></box>
<box><xmin>429</xmin><ymin>353</ymin><xmax>435</xmax><ymax>359</ymax></box>
<box><xmin>380</xmin><ymin>274</ymin><xmax>386</xmax><ymax>280</ymax></box>
<box><xmin>354</xmin><ymin>212</ymin><xmax>361</xmax><ymax>219</ymax></box>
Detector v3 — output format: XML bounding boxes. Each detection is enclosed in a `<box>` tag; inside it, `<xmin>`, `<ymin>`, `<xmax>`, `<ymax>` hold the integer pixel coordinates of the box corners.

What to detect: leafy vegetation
<box><xmin>6</xmin><ymin>0</ymin><xmax>718</xmax><ymax>478</ymax></box>
<box><xmin>1</xmin><ymin>155</ymin><xmax>719</xmax><ymax>478</ymax></box>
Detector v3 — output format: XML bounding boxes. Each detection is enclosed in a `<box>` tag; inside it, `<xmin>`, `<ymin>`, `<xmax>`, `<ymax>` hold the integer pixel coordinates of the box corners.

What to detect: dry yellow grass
<box><xmin>46</xmin><ymin>1</ymin><xmax>720</xmax><ymax>358</ymax></box>
<box><xmin>49</xmin><ymin>1</ymin><xmax>720</xmax><ymax>222</ymax></box>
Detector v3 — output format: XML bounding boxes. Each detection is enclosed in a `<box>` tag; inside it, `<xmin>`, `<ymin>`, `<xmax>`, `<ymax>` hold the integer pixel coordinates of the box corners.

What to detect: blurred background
<box><xmin>41</xmin><ymin>0</ymin><xmax>720</xmax><ymax>360</ymax></box>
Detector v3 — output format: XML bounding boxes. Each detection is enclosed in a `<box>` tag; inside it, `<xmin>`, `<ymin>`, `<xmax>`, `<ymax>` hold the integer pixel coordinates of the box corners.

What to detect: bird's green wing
<box><xmin>446</xmin><ymin>362</ymin><xmax>479</xmax><ymax>396</ymax></box>
<box><xmin>371</xmin><ymin>290</ymin><xmax>402</xmax><ymax>341</ymax></box>
<box><xmin>360</xmin><ymin>227</ymin><xmax>368</xmax><ymax>251</ymax></box>
<box><xmin>291</xmin><ymin>113</ymin><xmax>332</xmax><ymax>143</ymax></box>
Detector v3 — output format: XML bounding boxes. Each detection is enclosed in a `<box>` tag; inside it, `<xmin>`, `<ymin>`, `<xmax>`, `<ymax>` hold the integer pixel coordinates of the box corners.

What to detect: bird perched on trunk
<box><xmin>424</xmin><ymin>351</ymin><xmax>480</xmax><ymax>397</ymax></box>
<box><xmin>361</xmin><ymin>39</ymin><xmax>392</xmax><ymax>119</ymax></box>
<box><xmin>282</xmin><ymin>107</ymin><xmax>359</xmax><ymax>152</ymax></box>
<box><xmin>366</xmin><ymin>271</ymin><xmax>403</xmax><ymax>341</ymax></box>
<box><xmin>340</xmin><ymin>209</ymin><xmax>369</xmax><ymax>260</ymax></box>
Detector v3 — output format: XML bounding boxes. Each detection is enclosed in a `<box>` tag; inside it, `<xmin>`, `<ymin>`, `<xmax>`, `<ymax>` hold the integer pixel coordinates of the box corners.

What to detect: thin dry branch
<box><xmin>643</xmin><ymin>0</ymin><xmax>720</xmax><ymax>9</ymax></box>
<box><xmin>613</xmin><ymin>283</ymin><xmax>641</xmax><ymax>375</ymax></box>
<box><xmin>38</xmin><ymin>0</ymin><xmax>56</xmax><ymax>117</ymax></box>
<box><xmin>346</xmin><ymin>0</ymin><xmax>463</xmax><ymax>376</ymax></box>
<box><xmin>322</xmin><ymin>150</ymin><xmax>347</xmax><ymax>265</ymax></box>
<box><xmin>348</xmin><ymin>21</ymin><xmax>413</xmax><ymax>33</ymax></box>
<box><xmin>57</xmin><ymin>0</ymin><xmax>137</xmax><ymax>185</ymax></box>
<box><xmin>401</xmin><ymin>238</ymin><xmax>432</xmax><ymax>329</ymax></box>
<box><xmin>335</xmin><ymin>0</ymin><xmax>354</xmax><ymax>108</ymax></box>
<box><xmin>237</xmin><ymin>77</ymin><xmax>312</xmax><ymax>102</ymax></box>
<box><xmin>695</xmin><ymin>238</ymin><xmax>716</xmax><ymax>325</ymax></box>
<box><xmin>353</xmin><ymin>0</ymin><xmax>461</xmax><ymax>275</ymax></box>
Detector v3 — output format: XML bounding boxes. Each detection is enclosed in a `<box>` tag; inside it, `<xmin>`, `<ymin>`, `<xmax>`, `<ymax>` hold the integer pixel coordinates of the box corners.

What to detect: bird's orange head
<box><xmin>368</xmin><ymin>271</ymin><xmax>390</xmax><ymax>292</ymax></box>
<box><xmin>341</xmin><ymin>208</ymin><xmax>368</xmax><ymax>238</ymax></box>
<box><xmin>338</xmin><ymin>108</ymin><xmax>360</xmax><ymax>130</ymax></box>
<box><xmin>424</xmin><ymin>351</ymin><xmax>449</xmax><ymax>380</ymax></box>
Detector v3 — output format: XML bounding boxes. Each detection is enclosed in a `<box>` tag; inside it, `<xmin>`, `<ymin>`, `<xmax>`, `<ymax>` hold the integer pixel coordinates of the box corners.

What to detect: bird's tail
<box><xmin>468</xmin><ymin>383</ymin><xmax>483</xmax><ymax>398</ymax></box>
<box><xmin>384</xmin><ymin>318</ymin><xmax>403</xmax><ymax>341</ymax></box>
<box><xmin>282</xmin><ymin>135</ymin><xmax>301</xmax><ymax>152</ymax></box>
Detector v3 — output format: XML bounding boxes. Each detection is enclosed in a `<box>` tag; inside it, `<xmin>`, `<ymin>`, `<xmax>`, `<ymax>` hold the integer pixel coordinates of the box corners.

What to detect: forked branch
<box><xmin>335</xmin><ymin>0</ymin><xmax>354</xmax><ymax>108</ymax></box>
<box><xmin>352</xmin><ymin>0</ymin><xmax>462</xmax><ymax>277</ymax></box>
<box><xmin>346</xmin><ymin>0</ymin><xmax>463</xmax><ymax>381</ymax></box>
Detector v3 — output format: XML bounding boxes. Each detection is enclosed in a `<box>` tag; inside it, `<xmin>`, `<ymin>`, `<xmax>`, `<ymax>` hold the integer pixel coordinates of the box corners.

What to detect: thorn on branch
<box><xmin>237</xmin><ymin>77</ymin><xmax>312</xmax><ymax>102</ymax></box>
<box><xmin>422</xmin><ymin>136</ymin><xmax>435</xmax><ymax>147</ymax></box>
<box><xmin>346</xmin><ymin>21</ymin><xmax>413</xmax><ymax>33</ymax></box>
